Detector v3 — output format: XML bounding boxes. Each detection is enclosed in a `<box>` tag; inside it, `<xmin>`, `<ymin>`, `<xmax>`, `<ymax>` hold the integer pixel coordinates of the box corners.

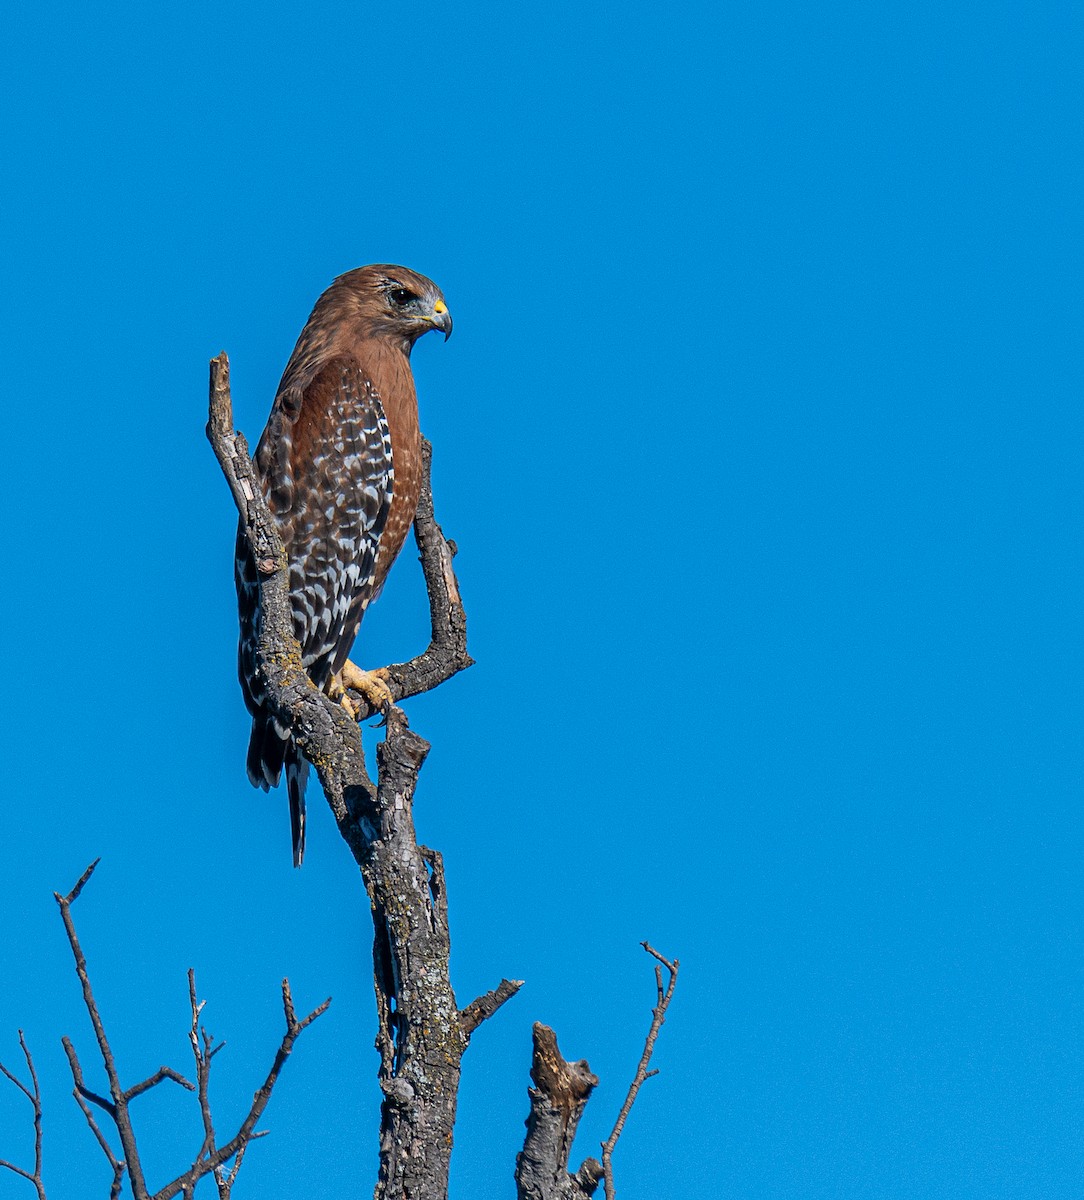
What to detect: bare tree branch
<box><xmin>0</xmin><ymin>1032</ymin><xmax>47</xmax><ymax>1200</ymax></box>
<box><xmin>55</xmin><ymin>861</ymin><xmax>151</xmax><ymax>1199</ymax></box>
<box><xmin>70</xmin><ymin>1085</ymin><xmax>126</xmax><ymax>1200</ymax></box>
<box><xmin>56</xmin><ymin>860</ymin><xmax>329</xmax><ymax>1200</ymax></box>
<box><xmin>61</xmin><ymin>1038</ymin><xmax>115</xmax><ymax>1119</ymax></box>
<box><xmin>514</xmin><ymin>945</ymin><xmax>679</xmax><ymax>1200</ymax></box>
<box><xmin>152</xmin><ymin>980</ymin><xmax>330</xmax><ymax>1200</ymax></box>
<box><xmin>377</xmin><ymin>439</ymin><xmax>474</xmax><ymax>708</ymax></box>
<box><xmin>460</xmin><ymin>979</ymin><xmax>526</xmax><ymax>1038</ymax></box>
<box><xmin>363</xmin><ymin>709</ymin><xmax>466</xmax><ymax>1196</ymax></box>
<box><xmin>187</xmin><ymin>970</ymin><xmax>226</xmax><ymax>1196</ymax></box>
<box><xmin>124</xmin><ymin>1067</ymin><xmax>195</xmax><ymax>1103</ymax></box>
<box><xmin>600</xmin><ymin>944</ymin><xmax>679</xmax><ymax>1200</ymax></box>
<box><xmin>515</xmin><ymin>1024</ymin><xmax>603</xmax><ymax>1200</ymax></box>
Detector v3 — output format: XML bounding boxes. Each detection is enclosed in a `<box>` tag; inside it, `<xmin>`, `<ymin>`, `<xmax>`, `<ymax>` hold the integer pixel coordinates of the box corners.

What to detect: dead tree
<box><xmin>0</xmin><ymin>352</ymin><xmax>677</xmax><ymax>1200</ymax></box>
<box><xmin>206</xmin><ymin>351</ymin><xmax>678</xmax><ymax>1200</ymax></box>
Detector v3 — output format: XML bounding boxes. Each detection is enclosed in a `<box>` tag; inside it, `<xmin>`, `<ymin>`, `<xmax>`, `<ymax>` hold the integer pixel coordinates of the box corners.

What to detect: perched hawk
<box><xmin>236</xmin><ymin>265</ymin><xmax>452</xmax><ymax>866</ymax></box>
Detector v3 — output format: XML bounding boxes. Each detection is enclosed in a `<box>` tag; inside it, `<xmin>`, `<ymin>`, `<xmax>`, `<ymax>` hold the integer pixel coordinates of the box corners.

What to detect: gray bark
<box><xmin>515</xmin><ymin>1025</ymin><xmax>603</xmax><ymax>1200</ymax></box>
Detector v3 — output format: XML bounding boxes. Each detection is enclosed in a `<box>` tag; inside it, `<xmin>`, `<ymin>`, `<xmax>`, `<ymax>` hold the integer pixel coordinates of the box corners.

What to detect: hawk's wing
<box><xmin>236</xmin><ymin>356</ymin><xmax>394</xmax><ymax>863</ymax></box>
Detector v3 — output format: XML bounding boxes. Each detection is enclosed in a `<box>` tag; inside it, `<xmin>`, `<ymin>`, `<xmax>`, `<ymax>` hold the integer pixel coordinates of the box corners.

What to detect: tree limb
<box><xmin>600</xmin><ymin>944</ymin><xmax>679</xmax><ymax>1200</ymax></box>
<box><xmin>460</xmin><ymin>979</ymin><xmax>526</xmax><ymax>1038</ymax></box>
<box><xmin>61</xmin><ymin>1038</ymin><xmax>115</xmax><ymax>1119</ymax></box>
<box><xmin>0</xmin><ymin>1032</ymin><xmax>47</xmax><ymax>1200</ymax></box>
<box><xmin>124</xmin><ymin>1067</ymin><xmax>195</xmax><ymax>1103</ymax></box>
<box><xmin>72</xmin><ymin>1089</ymin><xmax>126</xmax><ymax>1200</ymax></box>
<box><xmin>378</xmin><ymin>439</ymin><xmax>474</xmax><ymax>706</ymax></box>
<box><xmin>56</xmin><ymin>861</ymin><xmax>328</xmax><ymax>1200</ymax></box>
<box><xmin>152</xmin><ymin>979</ymin><xmax>330</xmax><ymax>1200</ymax></box>
<box><xmin>515</xmin><ymin>1023</ymin><xmax>603</xmax><ymax>1200</ymax></box>
<box><xmin>55</xmin><ymin>860</ymin><xmax>151</xmax><ymax>1199</ymax></box>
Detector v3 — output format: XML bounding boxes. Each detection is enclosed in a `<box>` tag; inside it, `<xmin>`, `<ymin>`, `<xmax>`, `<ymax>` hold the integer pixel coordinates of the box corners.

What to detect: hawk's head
<box><xmin>333</xmin><ymin>264</ymin><xmax>452</xmax><ymax>351</ymax></box>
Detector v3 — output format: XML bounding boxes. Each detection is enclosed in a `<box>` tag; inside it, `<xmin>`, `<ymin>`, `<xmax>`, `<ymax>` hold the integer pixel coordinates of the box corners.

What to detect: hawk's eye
<box><xmin>389</xmin><ymin>287</ymin><xmax>417</xmax><ymax>307</ymax></box>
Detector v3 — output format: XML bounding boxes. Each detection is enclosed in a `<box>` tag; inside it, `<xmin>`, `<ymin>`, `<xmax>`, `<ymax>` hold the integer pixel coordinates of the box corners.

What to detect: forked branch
<box><xmin>55</xmin><ymin>862</ymin><xmax>329</xmax><ymax>1200</ymax></box>
<box><xmin>0</xmin><ymin>1031</ymin><xmax>47</xmax><ymax>1200</ymax></box>
<box><xmin>153</xmin><ymin>978</ymin><xmax>330</xmax><ymax>1200</ymax></box>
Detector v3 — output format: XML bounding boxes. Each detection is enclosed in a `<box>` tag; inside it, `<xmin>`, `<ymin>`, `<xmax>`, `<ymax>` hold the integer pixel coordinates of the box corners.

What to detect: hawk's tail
<box><xmin>285</xmin><ymin>743</ymin><xmax>308</xmax><ymax>868</ymax></box>
<box><xmin>246</xmin><ymin>713</ymin><xmax>308</xmax><ymax>867</ymax></box>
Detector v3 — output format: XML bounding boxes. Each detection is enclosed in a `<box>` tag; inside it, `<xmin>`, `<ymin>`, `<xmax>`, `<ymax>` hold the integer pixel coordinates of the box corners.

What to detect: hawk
<box><xmin>236</xmin><ymin>265</ymin><xmax>452</xmax><ymax>865</ymax></box>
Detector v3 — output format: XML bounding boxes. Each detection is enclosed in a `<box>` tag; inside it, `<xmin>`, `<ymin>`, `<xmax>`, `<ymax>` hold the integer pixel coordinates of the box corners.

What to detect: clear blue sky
<box><xmin>2</xmin><ymin>1</ymin><xmax>1082</xmax><ymax>1197</ymax></box>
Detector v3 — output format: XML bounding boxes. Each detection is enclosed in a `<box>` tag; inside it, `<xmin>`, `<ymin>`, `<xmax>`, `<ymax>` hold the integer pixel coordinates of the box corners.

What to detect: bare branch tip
<box><xmin>299</xmin><ymin>998</ymin><xmax>332</xmax><ymax>1031</ymax></box>
<box><xmin>0</xmin><ymin>1041</ymin><xmax>37</xmax><ymax>1105</ymax></box>
<box><xmin>16</xmin><ymin>1031</ymin><xmax>36</xmax><ymax>1079</ymax></box>
<box><xmin>208</xmin><ymin>352</ymin><xmax>234</xmax><ymax>439</ymax></box>
<box><xmin>209</xmin><ymin>351</ymin><xmax>230</xmax><ymax>387</ymax></box>
<box><xmin>459</xmin><ymin>978</ymin><xmax>523</xmax><ymax>1036</ymax></box>
<box><xmin>62</xmin><ymin>858</ymin><xmax>101</xmax><ymax>906</ymax></box>
<box><xmin>126</xmin><ymin>1066</ymin><xmax>197</xmax><ymax>1101</ymax></box>
<box><xmin>280</xmin><ymin>979</ymin><xmax>296</xmax><ymax>1026</ymax></box>
<box><xmin>640</xmin><ymin>941</ymin><xmax>678</xmax><ymax>975</ymax></box>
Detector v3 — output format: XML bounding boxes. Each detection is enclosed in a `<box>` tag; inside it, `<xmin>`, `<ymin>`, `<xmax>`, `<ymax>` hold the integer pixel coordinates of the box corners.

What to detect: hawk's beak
<box><xmin>432</xmin><ymin>299</ymin><xmax>453</xmax><ymax>341</ymax></box>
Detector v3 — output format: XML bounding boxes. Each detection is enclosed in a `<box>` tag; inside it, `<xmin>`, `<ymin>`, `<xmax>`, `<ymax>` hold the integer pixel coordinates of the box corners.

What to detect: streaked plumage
<box><xmin>236</xmin><ymin>265</ymin><xmax>452</xmax><ymax>865</ymax></box>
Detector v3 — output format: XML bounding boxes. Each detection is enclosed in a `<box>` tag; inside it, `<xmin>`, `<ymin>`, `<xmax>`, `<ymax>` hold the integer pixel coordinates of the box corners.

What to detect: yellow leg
<box><xmin>326</xmin><ymin>672</ymin><xmax>360</xmax><ymax>721</ymax></box>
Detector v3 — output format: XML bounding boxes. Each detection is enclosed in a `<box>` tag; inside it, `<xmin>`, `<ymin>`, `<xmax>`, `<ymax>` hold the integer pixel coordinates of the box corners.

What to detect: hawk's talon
<box><xmin>326</xmin><ymin>674</ymin><xmax>362</xmax><ymax>722</ymax></box>
<box><xmin>337</xmin><ymin>660</ymin><xmax>395</xmax><ymax>714</ymax></box>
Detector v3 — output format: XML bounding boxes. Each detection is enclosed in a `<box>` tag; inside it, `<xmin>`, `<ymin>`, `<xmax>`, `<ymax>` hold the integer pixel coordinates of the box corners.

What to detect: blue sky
<box><xmin>1</xmin><ymin>1</ymin><xmax>1083</xmax><ymax>1197</ymax></box>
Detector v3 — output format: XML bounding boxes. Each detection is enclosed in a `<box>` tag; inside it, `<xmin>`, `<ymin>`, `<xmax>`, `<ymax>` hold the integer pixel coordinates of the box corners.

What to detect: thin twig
<box><xmin>57</xmin><ymin>863</ymin><xmax>329</xmax><ymax>1200</ymax></box>
<box><xmin>0</xmin><ymin>1032</ymin><xmax>47</xmax><ymax>1199</ymax></box>
<box><xmin>151</xmin><ymin>979</ymin><xmax>330</xmax><ymax>1200</ymax></box>
<box><xmin>600</xmin><ymin>944</ymin><xmax>679</xmax><ymax>1200</ymax></box>
<box><xmin>72</xmin><ymin>1091</ymin><xmax>126</xmax><ymax>1200</ymax></box>
<box><xmin>187</xmin><ymin>971</ymin><xmax>224</xmax><ymax>1193</ymax></box>
<box><xmin>56</xmin><ymin>862</ymin><xmax>151</xmax><ymax>1199</ymax></box>
<box><xmin>63</xmin><ymin>1036</ymin><xmax>126</xmax><ymax>1199</ymax></box>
